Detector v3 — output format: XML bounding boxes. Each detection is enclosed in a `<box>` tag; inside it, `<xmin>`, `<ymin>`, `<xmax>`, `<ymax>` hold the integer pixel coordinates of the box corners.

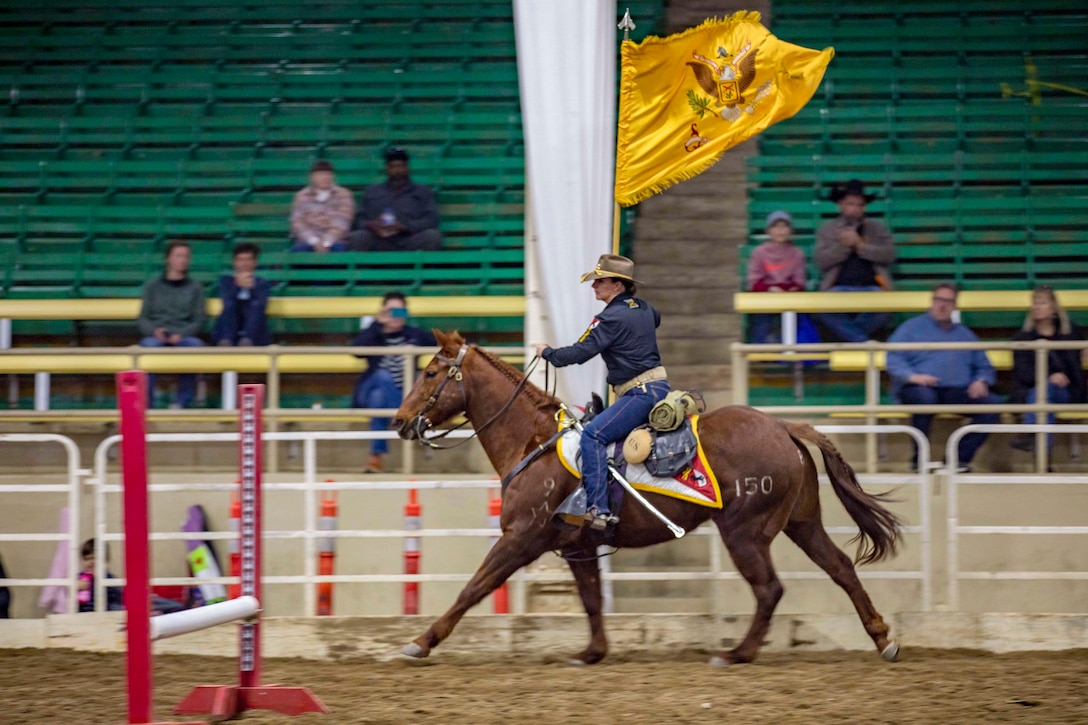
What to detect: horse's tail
<box><xmin>785</xmin><ymin>422</ymin><xmax>904</xmax><ymax>565</ymax></box>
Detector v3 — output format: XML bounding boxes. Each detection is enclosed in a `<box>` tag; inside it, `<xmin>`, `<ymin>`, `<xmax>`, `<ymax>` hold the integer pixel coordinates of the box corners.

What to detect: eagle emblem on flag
<box><xmin>686</xmin><ymin>40</ymin><xmax>773</xmax><ymax>122</ymax></box>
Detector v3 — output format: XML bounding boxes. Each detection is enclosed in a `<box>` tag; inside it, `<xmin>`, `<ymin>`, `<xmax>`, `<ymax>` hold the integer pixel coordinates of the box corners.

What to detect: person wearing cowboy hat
<box><xmin>535</xmin><ymin>254</ymin><xmax>670</xmax><ymax>531</ymax></box>
<box><xmin>812</xmin><ymin>179</ymin><xmax>898</xmax><ymax>342</ymax></box>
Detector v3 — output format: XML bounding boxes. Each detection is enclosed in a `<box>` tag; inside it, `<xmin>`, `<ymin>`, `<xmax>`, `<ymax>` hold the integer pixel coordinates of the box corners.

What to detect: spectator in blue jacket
<box><xmin>351</xmin><ymin>291</ymin><xmax>437</xmax><ymax>472</ymax></box>
<box><xmin>887</xmin><ymin>283</ymin><xmax>1002</xmax><ymax>470</ymax></box>
<box><xmin>213</xmin><ymin>243</ymin><xmax>272</xmax><ymax>347</ymax></box>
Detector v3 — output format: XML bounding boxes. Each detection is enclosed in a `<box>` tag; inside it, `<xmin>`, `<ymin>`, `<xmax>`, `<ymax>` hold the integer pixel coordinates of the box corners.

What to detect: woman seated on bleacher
<box><xmin>1010</xmin><ymin>286</ymin><xmax>1088</xmax><ymax>453</ymax></box>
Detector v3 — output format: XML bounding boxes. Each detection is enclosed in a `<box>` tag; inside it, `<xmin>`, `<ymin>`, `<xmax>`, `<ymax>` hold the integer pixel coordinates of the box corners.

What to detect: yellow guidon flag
<box><xmin>614</xmin><ymin>11</ymin><xmax>834</xmax><ymax>207</ymax></box>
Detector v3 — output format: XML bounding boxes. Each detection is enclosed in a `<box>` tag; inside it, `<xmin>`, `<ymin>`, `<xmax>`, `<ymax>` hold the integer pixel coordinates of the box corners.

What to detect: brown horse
<box><xmin>393</xmin><ymin>331</ymin><xmax>904</xmax><ymax>665</ymax></box>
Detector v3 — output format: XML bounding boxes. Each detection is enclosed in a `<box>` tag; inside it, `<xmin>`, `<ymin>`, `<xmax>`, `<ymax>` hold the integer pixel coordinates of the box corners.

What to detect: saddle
<box><xmin>552</xmin><ymin>390</ymin><xmax>706</xmax><ymax>531</ymax></box>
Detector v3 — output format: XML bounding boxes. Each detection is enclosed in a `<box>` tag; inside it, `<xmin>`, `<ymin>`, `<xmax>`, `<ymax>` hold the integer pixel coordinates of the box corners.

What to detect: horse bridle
<box><xmin>407</xmin><ymin>343</ymin><xmax>542</xmax><ymax>450</ymax></box>
<box><xmin>407</xmin><ymin>344</ymin><xmax>470</xmax><ymax>446</ymax></box>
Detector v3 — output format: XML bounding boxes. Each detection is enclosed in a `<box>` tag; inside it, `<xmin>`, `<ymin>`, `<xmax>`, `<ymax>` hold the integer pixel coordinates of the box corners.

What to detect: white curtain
<box><xmin>514</xmin><ymin>0</ymin><xmax>616</xmax><ymax>407</ymax></box>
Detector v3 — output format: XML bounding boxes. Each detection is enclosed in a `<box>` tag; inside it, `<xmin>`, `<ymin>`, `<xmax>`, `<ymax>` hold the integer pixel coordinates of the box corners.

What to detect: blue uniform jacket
<box><xmin>542</xmin><ymin>292</ymin><xmax>662</xmax><ymax>386</ymax></box>
<box><xmin>212</xmin><ymin>275</ymin><xmax>272</xmax><ymax>346</ymax></box>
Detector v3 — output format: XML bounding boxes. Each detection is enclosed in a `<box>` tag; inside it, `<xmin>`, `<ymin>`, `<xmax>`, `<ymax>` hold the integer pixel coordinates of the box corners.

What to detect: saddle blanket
<box><xmin>556</xmin><ymin>414</ymin><xmax>723</xmax><ymax>508</ymax></box>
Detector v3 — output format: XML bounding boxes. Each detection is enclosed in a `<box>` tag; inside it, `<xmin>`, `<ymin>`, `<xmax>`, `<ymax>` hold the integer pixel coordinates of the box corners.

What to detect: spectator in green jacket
<box><xmin>137</xmin><ymin>240</ymin><xmax>206</xmax><ymax>408</ymax></box>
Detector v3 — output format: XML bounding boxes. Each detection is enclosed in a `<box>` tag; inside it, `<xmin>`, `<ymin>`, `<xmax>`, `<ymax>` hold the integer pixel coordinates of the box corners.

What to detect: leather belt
<box><xmin>612</xmin><ymin>366</ymin><xmax>668</xmax><ymax>397</ymax></box>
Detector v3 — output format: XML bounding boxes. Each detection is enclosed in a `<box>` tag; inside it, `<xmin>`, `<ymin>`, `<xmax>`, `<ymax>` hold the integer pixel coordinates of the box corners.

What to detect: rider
<box><xmin>536</xmin><ymin>254</ymin><xmax>670</xmax><ymax>530</ymax></box>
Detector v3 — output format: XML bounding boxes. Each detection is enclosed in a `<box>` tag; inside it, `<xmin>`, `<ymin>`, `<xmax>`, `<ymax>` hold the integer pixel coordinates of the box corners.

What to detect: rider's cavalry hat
<box><xmin>580</xmin><ymin>254</ymin><xmax>638</xmax><ymax>284</ymax></box>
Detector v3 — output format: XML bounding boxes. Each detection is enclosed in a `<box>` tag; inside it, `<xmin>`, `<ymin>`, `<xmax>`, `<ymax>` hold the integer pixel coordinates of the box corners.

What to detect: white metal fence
<box><xmin>3</xmin><ymin>424</ymin><xmax>1087</xmax><ymax>617</ymax></box>
<box><xmin>0</xmin><ymin>434</ymin><xmax>84</xmax><ymax>614</ymax></box>
<box><xmin>945</xmin><ymin>424</ymin><xmax>1088</xmax><ymax>610</ymax></box>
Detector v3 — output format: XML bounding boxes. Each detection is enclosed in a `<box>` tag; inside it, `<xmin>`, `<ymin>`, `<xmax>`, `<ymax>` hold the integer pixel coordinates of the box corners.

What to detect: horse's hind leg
<box><xmin>713</xmin><ymin>523</ymin><xmax>784</xmax><ymax>666</ymax></box>
<box><xmin>565</xmin><ymin>553</ymin><xmax>608</xmax><ymax>665</ymax></box>
<box><xmin>402</xmin><ymin>532</ymin><xmax>548</xmax><ymax>659</ymax></box>
<box><xmin>784</xmin><ymin>516</ymin><xmax>899</xmax><ymax>661</ymax></box>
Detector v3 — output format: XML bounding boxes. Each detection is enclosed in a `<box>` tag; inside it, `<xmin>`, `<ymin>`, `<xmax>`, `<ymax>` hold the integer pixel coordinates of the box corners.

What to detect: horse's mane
<box><xmin>471</xmin><ymin>344</ymin><xmax>561</xmax><ymax>411</ymax></box>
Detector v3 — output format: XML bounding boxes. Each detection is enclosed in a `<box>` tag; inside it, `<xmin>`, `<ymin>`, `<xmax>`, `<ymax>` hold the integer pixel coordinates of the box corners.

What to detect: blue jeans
<box><xmin>580</xmin><ymin>380</ymin><xmax>670</xmax><ymax>513</ymax></box>
<box><xmin>899</xmin><ymin>385</ymin><xmax>1002</xmax><ymax>466</ymax></box>
<box><xmin>748</xmin><ymin>313</ymin><xmax>777</xmax><ymax>344</ymax></box>
<box><xmin>1023</xmin><ymin>383</ymin><xmax>1072</xmax><ymax>450</ymax></box>
<box><xmin>139</xmin><ymin>336</ymin><xmax>204</xmax><ymax>408</ymax></box>
<box><xmin>815</xmin><ymin>285</ymin><xmax>891</xmax><ymax>343</ymax></box>
<box><xmin>289</xmin><ymin>240</ymin><xmax>348</xmax><ymax>252</ymax></box>
<box><xmin>352</xmin><ymin>369</ymin><xmax>402</xmax><ymax>455</ymax></box>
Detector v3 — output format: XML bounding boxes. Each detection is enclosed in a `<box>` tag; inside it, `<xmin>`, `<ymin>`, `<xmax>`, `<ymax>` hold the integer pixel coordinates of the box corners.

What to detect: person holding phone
<box><xmin>349</xmin><ymin>291</ymin><xmax>437</xmax><ymax>472</ymax></box>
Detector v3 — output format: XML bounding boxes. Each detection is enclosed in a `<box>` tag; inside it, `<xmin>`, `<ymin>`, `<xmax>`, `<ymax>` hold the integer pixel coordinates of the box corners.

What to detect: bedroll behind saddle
<box><xmin>648</xmin><ymin>390</ymin><xmax>703</xmax><ymax>432</ymax></box>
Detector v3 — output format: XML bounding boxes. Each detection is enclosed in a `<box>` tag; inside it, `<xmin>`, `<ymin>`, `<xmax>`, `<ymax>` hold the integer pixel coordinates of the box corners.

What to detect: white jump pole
<box><xmin>150</xmin><ymin>595</ymin><xmax>261</xmax><ymax>641</ymax></box>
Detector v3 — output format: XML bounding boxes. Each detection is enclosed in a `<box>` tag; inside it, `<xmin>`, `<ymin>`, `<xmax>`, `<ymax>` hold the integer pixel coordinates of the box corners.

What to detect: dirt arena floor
<box><xmin>1</xmin><ymin>647</ymin><xmax>1085</xmax><ymax>724</ymax></box>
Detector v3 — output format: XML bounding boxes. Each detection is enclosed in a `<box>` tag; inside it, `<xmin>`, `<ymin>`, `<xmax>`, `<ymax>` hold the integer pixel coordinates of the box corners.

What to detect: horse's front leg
<box><xmin>564</xmin><ymin>548</ymin><xmax>608</xmax><ymax>665</ymax></box>
<box><xmin>402</xmin><ymin>528</ymin><xmax>552</xmax><ymax>659</ymax></box>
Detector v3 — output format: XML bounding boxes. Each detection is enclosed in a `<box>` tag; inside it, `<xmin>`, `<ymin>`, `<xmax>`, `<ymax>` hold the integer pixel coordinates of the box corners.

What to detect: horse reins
<box><xmin>411</xmin><ymin>344</ymin><xmax>544</xmax><ymax>450</ymax></box>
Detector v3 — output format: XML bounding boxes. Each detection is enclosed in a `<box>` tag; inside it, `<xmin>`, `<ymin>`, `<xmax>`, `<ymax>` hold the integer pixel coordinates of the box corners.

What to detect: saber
<box><xmin>607</xmin><ymin>461</ymin><xmax>686</xmax><ymax>539</ymax></box>
<box><xmin>564</xmin><ymin>406</ymin><xmax>686</xmax><ymax>539</ymax></box>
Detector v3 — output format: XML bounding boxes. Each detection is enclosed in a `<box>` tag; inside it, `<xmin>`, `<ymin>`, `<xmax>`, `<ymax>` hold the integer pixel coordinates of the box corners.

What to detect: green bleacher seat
<box><xmin>0</xmin><ymin>0</ymin><xmax>664</xmax><ymax>343</ymax></box>
<box><xmin>5</xmin><ymin>251</ymin><xmax>81</xmax><ymax>298</ymax></box>
<box><xmin>77</xmin><ymin>251</ymin><xmax>156</xmax><ymax>297</ymax></box>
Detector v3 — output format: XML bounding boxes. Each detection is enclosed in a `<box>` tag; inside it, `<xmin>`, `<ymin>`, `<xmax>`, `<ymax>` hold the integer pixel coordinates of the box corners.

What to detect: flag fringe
<box><xmin>615</xmin><ymin>147</ymin><xmax>726</xmax><ymax>207</ymax></box>
<box><xmin>627</xmin><ymin>11</ymin><xmax>764</xmax><ymax>48</ymax></box>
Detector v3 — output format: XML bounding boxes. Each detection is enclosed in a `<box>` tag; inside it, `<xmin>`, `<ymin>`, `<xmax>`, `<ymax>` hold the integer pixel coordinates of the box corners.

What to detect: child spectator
<box><xmin>746</xmin><ymin>210</ymin><xmax>807</xmax><ymax>343</ymax></box>
<box><xmin>78</xmin><ymin>538</ymin><xmax>124</xmax><ymax>612</ymax></box>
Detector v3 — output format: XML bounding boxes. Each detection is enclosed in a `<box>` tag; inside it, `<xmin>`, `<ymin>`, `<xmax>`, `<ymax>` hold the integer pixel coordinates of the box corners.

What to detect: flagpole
<box><xmin>618</xmin><ymin>7</ymin><xmax>634</xmax><ymax>41</ymax></box>
<box><xmin>611</xmin><ymin>202</ymin><xmax>620</xmax><ymax>255</ymax></box>
<box><xmin>613</xmin><ymin>7</ymin><xmax>636</xmax><ymax>256</ymax></box>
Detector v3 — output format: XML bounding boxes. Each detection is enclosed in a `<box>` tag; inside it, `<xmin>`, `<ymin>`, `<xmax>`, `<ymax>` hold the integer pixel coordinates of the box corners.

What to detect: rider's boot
<box><xmin>586</xmin><ymin>506</ymin><xmax>619</xmax><ymax>531</ymax></box>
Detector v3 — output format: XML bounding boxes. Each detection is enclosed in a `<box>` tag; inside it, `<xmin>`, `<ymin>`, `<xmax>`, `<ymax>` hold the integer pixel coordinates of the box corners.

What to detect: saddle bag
<box><xmin>640</xmin><ymin>419</ymin><xmax>698</xmax><ymax>478</ymax></box>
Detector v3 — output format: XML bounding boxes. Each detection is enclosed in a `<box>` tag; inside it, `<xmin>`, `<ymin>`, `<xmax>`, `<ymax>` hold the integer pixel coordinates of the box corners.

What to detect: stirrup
<box><xmin>586</xmin><ymin>507</ymin><xmax>618</xmax><ymax>531</ymax></box>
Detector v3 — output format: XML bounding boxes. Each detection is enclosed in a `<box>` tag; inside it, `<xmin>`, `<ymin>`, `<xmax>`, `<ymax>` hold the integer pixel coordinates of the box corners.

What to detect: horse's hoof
<box><xmin>707</xmin><ymin>655</ymin><xmax>730</xmax><ymax>667</ymax></box>
<box><xmin>565</xmin><ymin>657</ymin><xmax>588</xmax><ymax>666</ymax></box>
<box><xmin>880</xmin><ymin>642</ymin><xmax>900</xmax><ymax>663</ymax></box>
<box><xmin>401</xmin><ymin>642</ymin><xmax>428</xmax><ymax>659</ymax></box>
